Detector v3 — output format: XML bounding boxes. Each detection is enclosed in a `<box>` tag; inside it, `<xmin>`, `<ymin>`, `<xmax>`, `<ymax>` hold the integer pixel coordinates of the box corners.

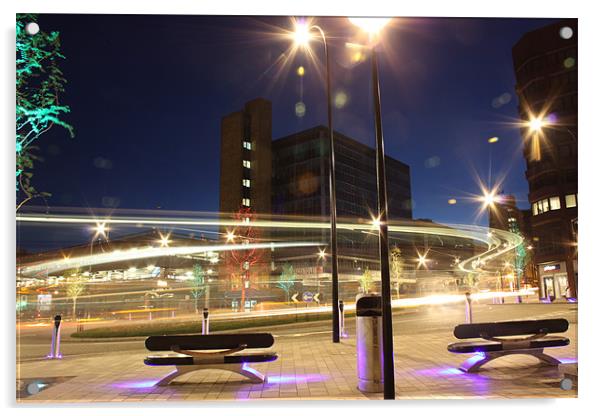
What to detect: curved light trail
<box><xmin>16</xmin><ymin>213</ymin><xmax>522</xmax><ymax>278</ymax></box>
<box><xmin>18</xmin><ymin>241</ymin><xmax>320</xmax><ymax>277</ymax></box>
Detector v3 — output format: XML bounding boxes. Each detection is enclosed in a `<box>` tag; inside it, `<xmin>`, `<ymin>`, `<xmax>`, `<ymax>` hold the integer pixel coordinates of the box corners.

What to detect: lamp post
<box><xmin>293</xmin><ymin>21</ymin><xmax>341</xmax><ymax>343</ymax></box>
<box><xmin>349</xmin><ymin>17</ymin><xmax>395</xmax><ymax>400</ymax></box>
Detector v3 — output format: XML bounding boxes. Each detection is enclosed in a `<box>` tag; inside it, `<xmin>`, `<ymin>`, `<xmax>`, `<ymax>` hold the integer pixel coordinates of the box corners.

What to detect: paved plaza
<box><xmin>16</xmin><ymin>304</ymin><xmax>577</xmax><ymax>402</ymax></box>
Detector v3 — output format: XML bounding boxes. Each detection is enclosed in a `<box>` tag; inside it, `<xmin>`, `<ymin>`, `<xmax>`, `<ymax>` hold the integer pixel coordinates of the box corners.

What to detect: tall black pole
<box><xmin>314</xmin><ymin>26</ymin><xmax>340</xmax><ymax>343</ymax></box>
<box><xmin>370</xmin><ymin>46</ymin><xmax>395</xmax><ymax>399</ymax></box>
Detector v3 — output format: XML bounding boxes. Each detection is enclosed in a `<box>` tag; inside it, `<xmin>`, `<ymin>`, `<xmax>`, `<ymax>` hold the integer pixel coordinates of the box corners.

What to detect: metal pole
<box><xmin>370</xmin><ymin>46</ymin><xmax>395</xmax><ymax>400</ymax></box>
<box><xmin>202</xmin><ymin>307</ymin><xmax>209</xmax><ymax>335</ymax></box>
<box><xmin>47</xmin><ymin>314</ymin><xmax>62</xmax><ymax>359</ymax></box>
<box><xmin>338</xmin><ymin>300</ymin><xmax>345</xmax><ymax>338</ymax></box>
<box><xmin>312</xmin><ymin>25</ymin><xmax>340</xmax><ymax>344</ymax></box>
<box><xmin>465</xmin><ymin>292</ymin><xmax>473</xmax><ymax>324</ymax></box>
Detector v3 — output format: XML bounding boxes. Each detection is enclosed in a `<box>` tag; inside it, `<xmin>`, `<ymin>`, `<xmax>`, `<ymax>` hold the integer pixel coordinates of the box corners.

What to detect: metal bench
<box><xmin>144</xmin><ymin>333</ymin><xmax>278</xmax><ymax>385</ymax></box>
<box><xmin>447</xmin><ymin>319</ymin><xmax>569</xmax><ymax>373</ymax></box>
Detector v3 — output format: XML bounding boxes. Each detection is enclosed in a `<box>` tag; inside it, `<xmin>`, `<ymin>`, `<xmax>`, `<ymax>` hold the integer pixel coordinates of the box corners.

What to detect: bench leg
<box><xmin>459</xmin><ymin>348</ymin><xmax>562</xmax><ymax>373</ymax></box>
<box><xmin>459</xmin><ymin>352</ymin><xmax>494</xmax><ymax>373</ymax></box>
<box><xmin>156</xmin><ymin>363</ymin><xmax>266</xmax><ymax>386</ymax></box>
<box><xmin>157</xmin><ymin>365</ymin><xmax>200</xmax><ymax>386</ymax></box>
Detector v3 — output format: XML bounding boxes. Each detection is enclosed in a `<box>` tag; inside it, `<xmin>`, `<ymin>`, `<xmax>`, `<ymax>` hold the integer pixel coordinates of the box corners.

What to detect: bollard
<box><xmin>338</xmin><ymin>300</ymin><xmax>347</xmax><ymax>338</ymax></box>
<box><xmin>465</xmin><ymin>292</ymin><xmax>473</xmax><ymax>324</ymax></box>
<box><xmin>47</xmin><ymin>315</ymin><xmax>62</xmax><ymax>359</ymax></box>
<box><xmin>202</xmin><ymin>307</ymin><xmax>210</xmax><ymax>335</ymax></box>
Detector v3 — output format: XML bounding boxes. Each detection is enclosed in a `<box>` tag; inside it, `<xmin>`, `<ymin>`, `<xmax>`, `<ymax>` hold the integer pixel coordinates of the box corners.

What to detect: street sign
<box><xmin>302</xmin><ymin>292</ymin><xmax>314</xmax><ymax>302</ymax></box>
<box><xmin>291</xmin><ymin>293</ymin><xmax>300</xmax><ymax>303</ymax></box>
<box><xmin>313</xmin><ymin>293</ymin><xmax>321</xmax><ymax>303</ymax></box>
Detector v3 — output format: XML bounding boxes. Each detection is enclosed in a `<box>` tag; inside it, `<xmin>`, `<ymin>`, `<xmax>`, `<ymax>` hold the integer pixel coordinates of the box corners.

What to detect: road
<box><xmin>16</xmin><ymin>302</ymin><xmax>576</xmax><ymax>361</ymax></box>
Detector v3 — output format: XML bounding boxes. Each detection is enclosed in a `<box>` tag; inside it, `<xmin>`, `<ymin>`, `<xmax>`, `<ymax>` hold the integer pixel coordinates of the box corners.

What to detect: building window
<box><xmin>242</xmin><ymin>198</ymin><xmax>250</xmax><ymax>207</ymax></box>
<box><xmin>549</xmin><ymin>196</ymin><xmax>561</xmax><ymax>210</ymax></box>
<box><xmin>565</xmin><ymin>194</ymin><xmax>577</xmax><ymax>208</ymax></box>
<box><xmin>532</xmin><ymin>203</ymin><xmax>538</xmax><ymax>216</ymax></box>
<box><xmin>243</xmin><ymin>141</ymin><xmax>252</xmax><ymax>150</ymax></box>
<box><xmin>243</xmin><ymin>160</ymin><xmax>251</xmax><ymax>169</ymax></box>
<box><xmin>242</xmin><ymin>179</ymin><xmax>251</xmax><ymax>188</ymax></box>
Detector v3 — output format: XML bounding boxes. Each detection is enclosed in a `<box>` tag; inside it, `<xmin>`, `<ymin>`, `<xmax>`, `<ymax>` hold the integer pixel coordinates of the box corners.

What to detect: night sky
<box><xmin>31</xmin><ymin>14</ymin><xmax>559</xmax><ymax>225</ymax></box>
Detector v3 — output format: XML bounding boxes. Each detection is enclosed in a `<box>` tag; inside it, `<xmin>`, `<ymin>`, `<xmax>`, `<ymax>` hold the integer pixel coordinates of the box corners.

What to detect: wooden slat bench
<box><xmin>144</xmin><ymin>333</ymin><xmax>278</xmax><ymax>385</ymax></box>
<box><xmin>447</xmin><ymin>318</ymin><xmax>570</xmax><ymax>373</ymax></box>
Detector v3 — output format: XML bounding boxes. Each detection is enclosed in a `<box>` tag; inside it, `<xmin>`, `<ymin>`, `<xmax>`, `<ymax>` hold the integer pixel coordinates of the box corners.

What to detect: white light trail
<box><xmin>16</xmin><ymin>213</ymin><xmax>523</xmax><ymax>277</ymax></box>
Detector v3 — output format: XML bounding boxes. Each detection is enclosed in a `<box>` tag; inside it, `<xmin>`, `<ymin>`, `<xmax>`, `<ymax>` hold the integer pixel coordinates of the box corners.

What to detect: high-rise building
<box><xmin>489</xmin><ymin>194</ymin><xmax>525</xmax><ymax>233</ymax></box>
<box><xmin>219</xmin><ymin>99</ymin><xmax>414</xmax><ymax>302</ymax></box>
<box><xmin>272</xmin><ymin>126</ymin><xmax>412</xmax><ymax>220</ymax></box>
<box><xmin>219</xmin><ymin>98</ymin><xmax>272</xmax><ymax>215</ymax></box>
<box><xmin>489</xmin><ymin>194</ymin><xmax>537</xmax><ymax>288</ymax></box>
<box><xmin>512</xmin><ymin>19</ymin><xmax>578</xmax><ymax>299</ymax></box>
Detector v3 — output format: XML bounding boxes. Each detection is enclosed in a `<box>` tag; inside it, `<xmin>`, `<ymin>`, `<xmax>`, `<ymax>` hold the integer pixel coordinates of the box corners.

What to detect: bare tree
<box><xmin>65</xmin><ymin>271</ymin><xmax>85</xmax><ymax>319</ymax></box>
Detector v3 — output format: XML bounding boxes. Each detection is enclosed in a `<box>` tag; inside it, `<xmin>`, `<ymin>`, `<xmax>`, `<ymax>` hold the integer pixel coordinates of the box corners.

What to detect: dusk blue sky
<box><xmin>31</xmin><ymin>14</ymin><xmax>559</xmax><ymax>226</ymax></box>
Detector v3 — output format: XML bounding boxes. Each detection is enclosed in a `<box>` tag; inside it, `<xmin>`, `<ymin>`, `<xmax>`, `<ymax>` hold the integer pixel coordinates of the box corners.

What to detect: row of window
<box><xmin>532</xmin><ymin>194</ymin><xmax>577</xmax><ymax>216</ymax></box>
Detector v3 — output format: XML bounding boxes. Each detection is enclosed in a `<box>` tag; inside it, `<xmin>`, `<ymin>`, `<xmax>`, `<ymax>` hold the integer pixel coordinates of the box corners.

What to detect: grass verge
<box><xmin>70</xmin><ymin>310</ymin><xmax>357</xmax><ymax>339</ymax></box>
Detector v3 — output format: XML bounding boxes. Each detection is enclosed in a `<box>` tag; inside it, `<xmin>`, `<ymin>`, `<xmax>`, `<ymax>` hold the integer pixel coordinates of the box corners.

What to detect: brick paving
<box><xmin>17</xmin><ymin>322</ymin><xmax>577</xmax><ymax>402</ymax></box>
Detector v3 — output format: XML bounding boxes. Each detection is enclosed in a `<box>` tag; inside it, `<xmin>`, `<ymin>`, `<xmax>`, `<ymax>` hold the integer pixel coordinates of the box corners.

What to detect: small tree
<box><xmin>189</xmin><ymin>263</ymin><xmax>206</xmax><ymax>314</ymax></box>
<box><xmin>276</xmin><ymin>264</ymin><xmax>296</xmax><ymax>303</ymax></box>
<box><xmin>65</xmin><ymin>270</ymin><xmax>85</xmax><ymax>319</ymax></box>
<box><xmin>359</xmin><ymin>268</ymin><xmax>373</xmax><ymax>294</ymax></box>
<box><xmin>390</xmin><ymin>246</ymin><xmax>404</xmax><ymax>299</ymax></box>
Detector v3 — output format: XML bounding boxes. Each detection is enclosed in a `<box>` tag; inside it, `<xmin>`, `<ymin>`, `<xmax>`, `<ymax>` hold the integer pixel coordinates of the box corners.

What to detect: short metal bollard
<box><xmin>465</xmin><ymin>292</ymin><xmax>473</xmax><ymax>324</ymax></box>
<box><xmin>47</xmin><ymin>315</ymin><xmax>62</xmax><ymax>359</ymax></box>
<box><xmin>338</xmin><ymin>300</ymin><xmax>348</xmax><ymax>338</ymax></box>
<box><xmin>356</xmin><ymin>294</ymin><xmax>383</xmax><ymax>393</ymax></box>
<box><xmin>202</xmin><ymin>307</ymin><xmax>210</xmax><ymax>335</ymax></box>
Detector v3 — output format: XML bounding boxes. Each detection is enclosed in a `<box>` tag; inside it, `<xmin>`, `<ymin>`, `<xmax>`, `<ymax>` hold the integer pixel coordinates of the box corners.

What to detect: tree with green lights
<box><xmin>189</xmin><ymin>264</ymin><xmax>206</xmax><ymax>314</ymax></box>
<box><xmin>16</xmin><ymin>14</ymin><xmax>74</xmax><ymax>210</ymax></box>
<box><xmin>276</xmin><ymin>263</ymin><xmax>296</xmax><ymax>303</ymax></box>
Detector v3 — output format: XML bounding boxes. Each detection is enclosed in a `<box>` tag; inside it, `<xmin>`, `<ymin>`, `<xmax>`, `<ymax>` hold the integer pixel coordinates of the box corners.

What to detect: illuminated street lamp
<box><xmin>292</xmin><ymin>18</ymin><xmax>341</xmax><ymax>344</ymax></box>
<box><xmin>317</xmin><ymin>248</ymin><xmax>326</xmax><ymax>260</ymax></box>
<box><xmin>157</xmin><ymin>232</ymin><xmax>171</xmax><ymax>247</ymax></box>
<box><xmin>480</xmin><ymin>189</ymin><xmax>499</xmax><ymax>208</ymax></box>
<box><xmin>226</xmin><ymin>230</ymin><xmax>235</xmax><ymax>243</ymax></box>
<box><xmin>528</xmin><ymin>116</ymin><xmax>546</xmax><ymax>133</ymax></box>
<box><xmin>417</xmin><ymin>251</ymin><xmax>429</xmax><ymax>269</ymax></box>
<box><xmin>370</xmin><ymin>215</ymin><xmax>382</xmax><ymax>229</ymax></box>
<box><xmin>349</xmin><ymin>16</ymin><xmax>395</xmax><ymax>400</ymax></box>
<box><xmin>92</xmin><ymin>222</ymin><xmax>108</xmax><ymax>239</ymax></box>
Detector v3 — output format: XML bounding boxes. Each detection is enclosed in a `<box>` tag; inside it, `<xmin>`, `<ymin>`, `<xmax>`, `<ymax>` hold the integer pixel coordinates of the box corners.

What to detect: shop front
<box><xmin>539</xmin><ymin>262</ymin><xmax>569</xmax><ymax>301</ymax></box>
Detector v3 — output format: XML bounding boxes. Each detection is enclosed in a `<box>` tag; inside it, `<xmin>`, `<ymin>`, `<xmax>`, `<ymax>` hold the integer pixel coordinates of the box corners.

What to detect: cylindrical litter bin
<box><xmin>356</xmin><ymin>294</ymin><xmax>383</xmax><ymax>393</ymax></box>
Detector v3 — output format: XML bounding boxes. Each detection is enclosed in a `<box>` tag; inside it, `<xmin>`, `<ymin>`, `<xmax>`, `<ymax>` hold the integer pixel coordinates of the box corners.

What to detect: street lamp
<box><xmin>349</xmin><ymin>16</ymin><xmax>395</xmax><ymax>400</ymax></box>
<box><xmin>292</xmin><ymin>19</ymin><xmax>341</xmax><ymax>343</ymax></box>
<box><xmin>158</xmin><ymin>232</ymin><xmax>171</xmax><ymax>248</ymax></box>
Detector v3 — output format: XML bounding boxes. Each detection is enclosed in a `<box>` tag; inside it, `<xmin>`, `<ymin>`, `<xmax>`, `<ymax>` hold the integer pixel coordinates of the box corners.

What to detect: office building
<box><xmin>512</xmin><ymin>19</ymin><xmax>578</xmax><ymax>299</ymax></box>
